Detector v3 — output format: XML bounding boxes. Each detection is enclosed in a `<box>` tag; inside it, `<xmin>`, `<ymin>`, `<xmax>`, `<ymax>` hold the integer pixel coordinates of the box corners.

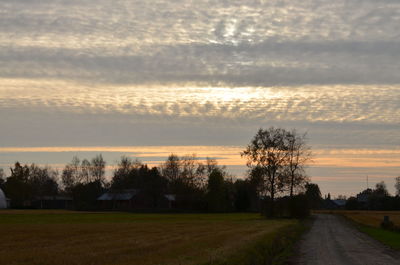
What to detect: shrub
<box><xmin>273</xmin><ymin>195</ymin><xmax>310</xmax><ymax>219</ymax></box>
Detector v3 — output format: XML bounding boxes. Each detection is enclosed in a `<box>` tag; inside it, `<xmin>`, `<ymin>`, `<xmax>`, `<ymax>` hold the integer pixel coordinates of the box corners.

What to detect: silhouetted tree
<box><xmin>29</xmin><ymin>164</ymin><xmax>58</xmax><ymax>199</ymax></box>
<box><xmin>80</xmin><ymin>159</ymin><xmax>91</xmax><ymax>184</ymax></box>
<box><xmin>395</xmin><ymin>176</ymin><xmax>400</xmax><ymax>196</ymax></box>
<box><xmin>138</xmin><ymin>165</ymin><xmax>167</xmax><ymax>208</ymax></box>
<box><xmin>374</xmin><ymin>181</ymin><xmax>389</xmax><ymax>197</ymax></box>
<box><xmin>110</xmin><ymin>156</ymin><xmax>142</xmax><ymax>190</ymax></box>
<box><xmin>180</xmin><ymin>154</ymin><xmax>208</xmax><ymax>190</ymax></box>
<box><xmin>241</xmin><ymin>127</ymin><xmax>289</xmax><ymax>217</ymax></box>
<box><xmin>60</xmin><ymin>155</ymin><xmax>107</xmax><ymax>210</ymax></box>
<box><xmin>90</xmin><ymin>154</ymin><xmax>106</xmax><ymax>185</ymax></box>
<box><xmin>61</xmin><ymin>156</ymin><xmax>81</xmax><ymax>193</ymax></box>
<box><xmin>72</xmin><ymin>180</ymin><xmax>104</xmax><ymax>210</ymax></box>
<box><xmin>161</xmin><ymin>154</ymin><xmax>209</xmax><ymax>195</ymax></box>
<box><xmin>246</xmin><ymin>166</ymin><xmax>266</xmax><ymax>211</ymax></box>
<box><xmin>4</xmin><ymin>162</ymin><xmax>31</xmax><ymax>207</ymax></box>
<box><xmin>284</xmin><ymin>130</ymin><xmax>311</xmax><ymax>198</ymax></box>
<box><xmin>207</xmin><ymin>169</ymin><xmax>226</xmax><ymax>212</ymax></box>
<box><xmin>62</xmin><ymin>155</ymin><xmax>108</xmax><ymax>194</ymax></box>
<box><xmin>233</xmin><ymin>179</ymin><xmax>252</xmax><ymax>211</ymax></box>
<box><xmin>4</xmin><ymin>163</ymin><xmax>59</xmax><ymax>208</ymax></box>
<box><xmin>305</xmin><ymin>183</ymin><xmax>322</xmax><ymax>209</ymax></box>
<box><xmin>161</xmin><ymin>154</ymin><xmax>181</xmax><ymax>187</ymax></box>
<box><xmin>345</xmin><ymin>197</ymin><xmax>359</xmax><ymax>210</ymax></box>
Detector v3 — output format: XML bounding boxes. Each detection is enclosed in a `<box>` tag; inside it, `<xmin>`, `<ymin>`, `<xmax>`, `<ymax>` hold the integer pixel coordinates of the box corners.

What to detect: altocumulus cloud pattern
<box><xmin>0</xmin><ymin>0</ymin><xmax>399</xmax><ymax>149</ymax></box>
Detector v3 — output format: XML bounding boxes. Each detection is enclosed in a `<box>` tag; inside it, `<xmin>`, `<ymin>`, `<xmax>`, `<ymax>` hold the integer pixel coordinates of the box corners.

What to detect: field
<box><xmin>317</xmin><ymin>210</ymin><xmax>400</xmax><ymax>250</ymax></box>
<box><xmin>0</xmin><ymin>210</ymin><xmax>299</xmax><ymax>265</ymax></box>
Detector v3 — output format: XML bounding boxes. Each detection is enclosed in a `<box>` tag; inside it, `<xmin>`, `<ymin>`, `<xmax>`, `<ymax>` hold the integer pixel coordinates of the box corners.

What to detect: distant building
<box><xmin>332</xmin><ymin>199</ymin><xmax>346</xmax><ymax>208</ymax></box>
<box><xmin>322</xmin><ymin>199</ymin><xmax>346</xmax><ymax>209</ymax></box>
<box><xmin>97</xmin><ymin>189</ymin><xmax>176</xmax><ymax>210</ymax></box>
<box><xmin>32</xmin><ymin>196</ymin><xmax>73</xmax><ymax>209</ymax></box>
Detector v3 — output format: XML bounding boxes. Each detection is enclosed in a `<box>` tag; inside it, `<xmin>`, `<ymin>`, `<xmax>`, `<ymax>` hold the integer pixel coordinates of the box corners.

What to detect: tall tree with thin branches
<box><xmin>395</xmin><ymin>176</ymin><xmax>400</xmax><ymax>196</ymax></box>
<box><xmin>285</xmin><ymin>130</ymin><xmax>312</xmax><ymax>198</ymax></box>
<box><xmin>241</xmin><ymin>127</ymin><xmax>289</xmax><ymax>217</ymax></box>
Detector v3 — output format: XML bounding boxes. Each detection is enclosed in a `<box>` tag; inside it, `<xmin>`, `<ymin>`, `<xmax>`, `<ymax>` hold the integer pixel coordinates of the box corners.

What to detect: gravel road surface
<box><xmin>296</xmin><ymin>214</ymin><xmax>400</xmax><ymax>265</ymax></box>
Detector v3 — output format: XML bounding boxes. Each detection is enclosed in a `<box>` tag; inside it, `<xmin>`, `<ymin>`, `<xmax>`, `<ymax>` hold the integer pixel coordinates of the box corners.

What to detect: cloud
<box><xmin>1</xmin><ymin>0</ymin><xmax>400</xmax><ymax>85</ymax></box>
<box><xmin>1</xmin><ymin>40</ymin><xmax>400</xmax><ymax>86</ymax></box>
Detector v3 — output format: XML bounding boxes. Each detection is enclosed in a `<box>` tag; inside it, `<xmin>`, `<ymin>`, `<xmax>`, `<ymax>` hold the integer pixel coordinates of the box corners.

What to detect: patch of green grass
<box><xmin>358</xmin><ymin>225</ymin><xmax>400</xmax><ymax>250</ymax></box>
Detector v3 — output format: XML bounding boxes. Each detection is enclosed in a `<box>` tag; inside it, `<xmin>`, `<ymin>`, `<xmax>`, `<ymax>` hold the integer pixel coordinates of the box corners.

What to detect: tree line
<box><xmin>339</xmin><ymin>180</ymin><xmax>400</xmax><ymax>211</ymax></box>
<box><xmin>0</xmin><ymin>127</ymin><xmax>321</xmax><ymax>216</ymax></box>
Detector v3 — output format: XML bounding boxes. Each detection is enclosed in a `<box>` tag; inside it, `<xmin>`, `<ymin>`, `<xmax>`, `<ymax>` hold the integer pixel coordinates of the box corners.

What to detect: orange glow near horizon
<box><xmin>1</xmin><ymin>146</ymin><xmax>399</xmax><ymax>168</ymax></box>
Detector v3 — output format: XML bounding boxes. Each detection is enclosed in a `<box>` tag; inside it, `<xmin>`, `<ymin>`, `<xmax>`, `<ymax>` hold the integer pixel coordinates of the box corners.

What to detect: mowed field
<box><xmin>0</xmin><ymin>210</ymin><xmax>296</xmax><ymax>265</ymax></box>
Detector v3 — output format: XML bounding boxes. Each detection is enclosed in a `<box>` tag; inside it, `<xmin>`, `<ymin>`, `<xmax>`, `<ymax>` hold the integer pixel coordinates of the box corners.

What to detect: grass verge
<box><xmin>333</xmin><ymin>212</ymin><xmax>400</xmax><ymax>251</ymax></box>
<box><xmin>203</xmin><ymin>219</ymin><xmax>310</xmax><ymax>265</ymax></box>
<box><xmin>355</xmin><ymin>223</ymin><xmax>400</xmax><ymax>250</ymax></box>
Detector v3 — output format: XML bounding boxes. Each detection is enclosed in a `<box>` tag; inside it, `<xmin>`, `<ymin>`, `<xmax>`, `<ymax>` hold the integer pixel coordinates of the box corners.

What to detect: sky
<box><xmin>0</xmin><ymin>0</ymin><xmax>399</xmax><ymax>196</ymax></box>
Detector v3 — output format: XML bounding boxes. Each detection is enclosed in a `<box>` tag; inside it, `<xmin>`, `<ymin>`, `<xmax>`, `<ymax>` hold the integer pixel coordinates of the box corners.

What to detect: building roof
<box><xmin>97</xmin><ymin>189</ymin><xmax>139</xmax><ymax>201</ymax></box>
<box><xmin>332</xmin><ymin>199</ymin><xmax>346</xmax><ymax>207</ymax></box>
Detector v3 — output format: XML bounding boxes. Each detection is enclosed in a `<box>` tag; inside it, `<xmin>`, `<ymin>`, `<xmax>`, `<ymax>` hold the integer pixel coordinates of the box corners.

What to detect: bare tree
<box><xmin>90</xmin><ymin>154</ymin><xmax>106</xmax><ymax>184</ymax></box>
<box><xmin>62</xmin><ymin>156</ymin><xmax>80</xmax><ymax>193</ymax></box>
<box><xmin>161</xmin><ymin>154</ymin><xmax>181</xmax><ymax>184</ymax></box>
<box><xmin>395</xmin><ymin>176</ymin><xmax>400</xmax><ymax>196</ymax></box>
<box><xmin>285</xmin><ymin>130</ymin><xmax>312</xmax><ymax>198</ymax></box>
<box><xmin>62</xmin><ymin>155</ymin><xmax>107</xmax><ymax>192</ymax></box>
<box><xmin>81</xmin><ymin>159</ymin><xmax>91</xmax><ymax>184</ymax></box>
<box><xmin>241</xmin><ymin>127</ymin><xmax>289</xmax><ymax>217</ymax></box>
<box><xmin>181</xmin><ymin>154</ymin><xmax>198</xmax><ymax>187</ymax></box>
<box><xmin>29</xmin><ymin>164</ymin><xmax>59</xmax><ymax>208</ymax></box>
<box><xmin>161</xmin><ymin>154</ymin><xmax>224</xmax><ymax>194</ymax></box>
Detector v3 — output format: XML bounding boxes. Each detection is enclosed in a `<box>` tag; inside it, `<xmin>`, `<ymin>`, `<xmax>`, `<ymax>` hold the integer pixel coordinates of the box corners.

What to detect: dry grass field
<box><xmin>0</xmin><ymin>210</ymin><xmax>296</xmax><ymax>265</ymax></box>
<box><xmin>317</xmin><ymin>210</ymin><xmax>400</xmax><ymax>228</ymax></box>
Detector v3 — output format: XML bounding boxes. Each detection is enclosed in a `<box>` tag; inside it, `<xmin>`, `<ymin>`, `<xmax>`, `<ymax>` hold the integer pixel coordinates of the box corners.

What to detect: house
<box><xmin>97</xmin><ymin>189</ymin><xmax>176</xmax><ymax>210</ymax></box>
<box><xmin>323</xmin><ymin>199</ymin><xmax>339</xmax><ymax>209</ymax></box>
<box><xmin>323</xmin><ymin>199</ymin><xmax>346</xmax><ymax>209</ymax></box>
<box><xmin>332</xmin><ymin>199</ymin><xmax>346</xmax><ymax>208</ymax></box>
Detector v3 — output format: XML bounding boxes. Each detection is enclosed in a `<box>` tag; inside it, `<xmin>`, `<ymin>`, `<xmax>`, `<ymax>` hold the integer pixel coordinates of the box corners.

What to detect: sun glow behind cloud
<box><xmin>1</xmin><ymin>79</ymin><xmax>399</xmax><ymax>124</ymax></box>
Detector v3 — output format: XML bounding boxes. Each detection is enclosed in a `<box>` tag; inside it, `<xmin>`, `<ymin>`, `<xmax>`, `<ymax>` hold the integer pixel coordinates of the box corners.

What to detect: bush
<box><xmin>345</xmin><ymin>197</ymin><xmax>359</xmax><ymax>210</ymax></box>
<box><xmin>72</xmin><ymin>180</ymin><xmax>104</xmax><ymax>210</ymax></box>
<box><xmin>273</xmin><ymin>195</ymin><xmax>310</xmax><ymax>219</ymax></box>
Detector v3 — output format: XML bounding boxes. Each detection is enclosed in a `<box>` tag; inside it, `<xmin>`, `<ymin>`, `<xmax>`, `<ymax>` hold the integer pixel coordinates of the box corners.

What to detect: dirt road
<box><xmin>296</xmin><ymin>214</ymin><xmax>400</xmax><ymax>265</ymax></box>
